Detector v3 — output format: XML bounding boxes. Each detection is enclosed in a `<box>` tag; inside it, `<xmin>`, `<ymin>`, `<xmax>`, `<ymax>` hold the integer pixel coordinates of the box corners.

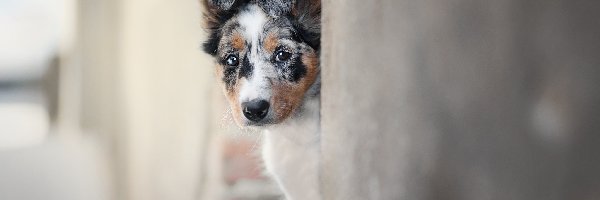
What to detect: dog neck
<box><xmin>265</xmin><ymin>94</ymin><xmax>320</xmax><ymax>145</ymax></box>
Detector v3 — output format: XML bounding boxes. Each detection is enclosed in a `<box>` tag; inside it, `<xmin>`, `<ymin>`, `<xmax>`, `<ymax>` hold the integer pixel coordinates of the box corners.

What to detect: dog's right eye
<box><xmin>274</xmin><ymin>50</ymin><xmax>292</xmax><ymax>62</ymax></box>
<box><xmin>225</xmin><ymin>55</ymin><xmax>239</xmax><ymax>66</ymax></box>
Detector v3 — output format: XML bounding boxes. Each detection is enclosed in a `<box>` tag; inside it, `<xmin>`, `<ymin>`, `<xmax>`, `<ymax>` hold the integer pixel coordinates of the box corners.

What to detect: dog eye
<box><xmin>225</xmin><ymin>55</ymin><xmax>239</xmax><ymax>66</ymax></box>
<box><xmin>275</xmin><ymin>51</ymin><xmax>292</xmax><ymax>62</ymax></box>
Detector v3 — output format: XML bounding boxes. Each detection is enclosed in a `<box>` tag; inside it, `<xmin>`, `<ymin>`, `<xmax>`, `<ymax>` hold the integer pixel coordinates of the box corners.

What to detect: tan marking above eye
<box><xmin>231</xmin><ymin>32</ymin><xmax>245</xmax><ymax>50</ymax></box>
<box><xmin>264</xmin><ymin>32</ymin><xmax>279</xmax><ymax>53</ymax></box>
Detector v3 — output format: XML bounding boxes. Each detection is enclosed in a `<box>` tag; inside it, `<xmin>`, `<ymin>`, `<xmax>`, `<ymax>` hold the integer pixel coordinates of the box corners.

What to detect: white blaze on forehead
<box><xmin>238</xmin><ymin>5</ymin><xmax>271</xmax><ymax>103</ymax></box>
<box><xmin>238</xmin><ymin>5</ymin><xmax>267</xmax><ymax>50</ymax></box>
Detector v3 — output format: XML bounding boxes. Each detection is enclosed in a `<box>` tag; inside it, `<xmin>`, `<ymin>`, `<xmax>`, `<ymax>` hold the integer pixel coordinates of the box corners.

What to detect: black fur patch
<box><xmin>222</xmin><ymin>65</ymin><xmax>237</xmax><ymax>90</ymax></box>
<box><xmin>288</xmin><ymin>54</ymin><xmax>307</xmax><ymax>82</ymax></box>
<box><xmin>297</xmin><ymin>27</ymin><xmax>320</xmax><ymax>51</ymax></box>
<box><xmin>288</xmin><ymin>22</ymin><xmax>319</xmax><ymax>51</ymax></box>
<box><xmin>203</xmin><ymin>31</ymin><xmax>222</xmax><ymax>56</ymax></box>
<box><xmin>239</xmin><ymin>54</ymin><xmax>253</xmax><ymax>79</ymax></box>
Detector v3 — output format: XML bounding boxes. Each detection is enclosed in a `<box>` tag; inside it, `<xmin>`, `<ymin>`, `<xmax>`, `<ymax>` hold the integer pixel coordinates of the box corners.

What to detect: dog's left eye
<box><xmin>274</xmin><ymin>50</ymin><xmax>292</xmax><ymax>62</ymax></box>
<box><xmin>225</xmin><ymin>54</ymin><xmax>239</xmax><ymax>66</ymax></box>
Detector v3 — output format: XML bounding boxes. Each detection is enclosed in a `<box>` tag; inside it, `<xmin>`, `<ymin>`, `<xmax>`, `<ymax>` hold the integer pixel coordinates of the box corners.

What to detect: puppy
<box><xmin>200</xmin><ymin>0</ymin><xmax>321</xmax><ymax>199</ymax></box>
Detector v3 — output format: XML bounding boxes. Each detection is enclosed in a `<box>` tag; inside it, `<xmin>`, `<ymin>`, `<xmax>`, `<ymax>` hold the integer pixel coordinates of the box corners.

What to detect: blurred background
<box><xmin>0</xmin><ymin>0</ymin><xmax>279</xmax><ymax>200</ymax></box>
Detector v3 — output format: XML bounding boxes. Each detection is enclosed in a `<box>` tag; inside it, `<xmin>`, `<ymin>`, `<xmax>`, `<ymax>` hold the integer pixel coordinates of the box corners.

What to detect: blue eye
<box><xmin>225</xmin><ymin>55</ymin><xmax>239</xmax><ymax>66</ymax></box>
<box><xmin>275</xmin><ymin>50</ymin><xmax>292</xmax><ymax>62</ymax></box>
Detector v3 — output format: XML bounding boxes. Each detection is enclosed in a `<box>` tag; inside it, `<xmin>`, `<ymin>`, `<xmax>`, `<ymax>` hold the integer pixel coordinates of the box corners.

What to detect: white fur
<box><xmin>238</xmin><ymin>5</ymin><xmax>266</xmax><ymax>48</ymax></box>
<box><xmin>262</xmin><ymin>97</ymin><xmax>321</xmax><ymax>200</ymax></box>
<box><xmin>238</xmin><ymin>5</ymin><xmax>271</xmax><ymax>103</ymax></box>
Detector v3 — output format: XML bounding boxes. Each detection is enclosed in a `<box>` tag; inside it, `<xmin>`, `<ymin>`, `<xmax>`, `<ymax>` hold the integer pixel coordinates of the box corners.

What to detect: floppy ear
<box><xmin>201</xmin><ymin>0</ymin><xmax>246</xmax><ymax>56</ymax></box>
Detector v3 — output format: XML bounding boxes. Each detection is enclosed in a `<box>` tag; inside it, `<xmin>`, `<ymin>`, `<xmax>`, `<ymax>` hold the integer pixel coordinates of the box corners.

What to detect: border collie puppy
<box><xmin>200</xmin><ymin>0</ymin><xmax>321</xmax><ymax>199</ymax></box>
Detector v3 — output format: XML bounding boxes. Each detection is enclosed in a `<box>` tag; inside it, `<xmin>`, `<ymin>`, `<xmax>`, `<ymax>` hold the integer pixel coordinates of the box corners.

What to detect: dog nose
<box><xmin>242</xmin><ymin>99</ymin><xmax>270</xmax><ymax>122</ymax></box>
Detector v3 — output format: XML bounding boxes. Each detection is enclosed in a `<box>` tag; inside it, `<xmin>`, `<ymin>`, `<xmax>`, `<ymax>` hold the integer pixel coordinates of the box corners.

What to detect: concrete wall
<box><xmin>320</xmin><ymin>0</ymin><xmax>600</xmax><ymax>199</ymax></box>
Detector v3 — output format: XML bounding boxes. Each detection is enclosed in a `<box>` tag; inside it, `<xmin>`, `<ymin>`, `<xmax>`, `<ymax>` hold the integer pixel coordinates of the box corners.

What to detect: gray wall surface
<box><xmin>320</xmin><ymin>0</ymin><xmax>600</xmax><ymax>199</ymax></box>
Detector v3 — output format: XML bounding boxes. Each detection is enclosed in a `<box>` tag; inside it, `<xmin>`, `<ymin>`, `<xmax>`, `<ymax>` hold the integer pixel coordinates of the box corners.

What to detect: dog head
<box><xmin>201</xmin><ymin>0</ymin><xmax>321</xmax><ymax>127</ymax></box>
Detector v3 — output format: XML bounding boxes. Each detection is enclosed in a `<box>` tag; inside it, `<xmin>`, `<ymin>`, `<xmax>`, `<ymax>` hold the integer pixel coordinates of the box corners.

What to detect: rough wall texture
<box><xmin>320</xmin><ymin>0</ymin><xmax>600</xmax><ymax>199</ymax></box>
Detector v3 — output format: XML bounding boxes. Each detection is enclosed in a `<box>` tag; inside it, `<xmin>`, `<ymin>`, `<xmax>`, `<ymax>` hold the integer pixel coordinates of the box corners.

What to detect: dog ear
<box><xmin>292</xmin><ymin>0</ymin><xmax>321</xmax><ymax>51</ymax></box>
<box><xmin>201</xmin><ymin>0</ymin><xmax>247</xmax><ymax>56</ymax></box>
<box><xmin>257</xmin><ymin>0</ymin><xmax>320</xmax><ymax>51</ymax></box>
<box><xmin>201</xmin><ymin>0</ymin><xmax>242</xmax><ymax>29</ymax></box>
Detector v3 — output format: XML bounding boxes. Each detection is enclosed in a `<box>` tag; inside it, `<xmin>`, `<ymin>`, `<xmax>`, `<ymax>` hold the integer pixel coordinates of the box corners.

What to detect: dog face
<box><xmin>201</xmin><ymin>0</ymin><xmax>321</xmax><ymax>127</ymax></box>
